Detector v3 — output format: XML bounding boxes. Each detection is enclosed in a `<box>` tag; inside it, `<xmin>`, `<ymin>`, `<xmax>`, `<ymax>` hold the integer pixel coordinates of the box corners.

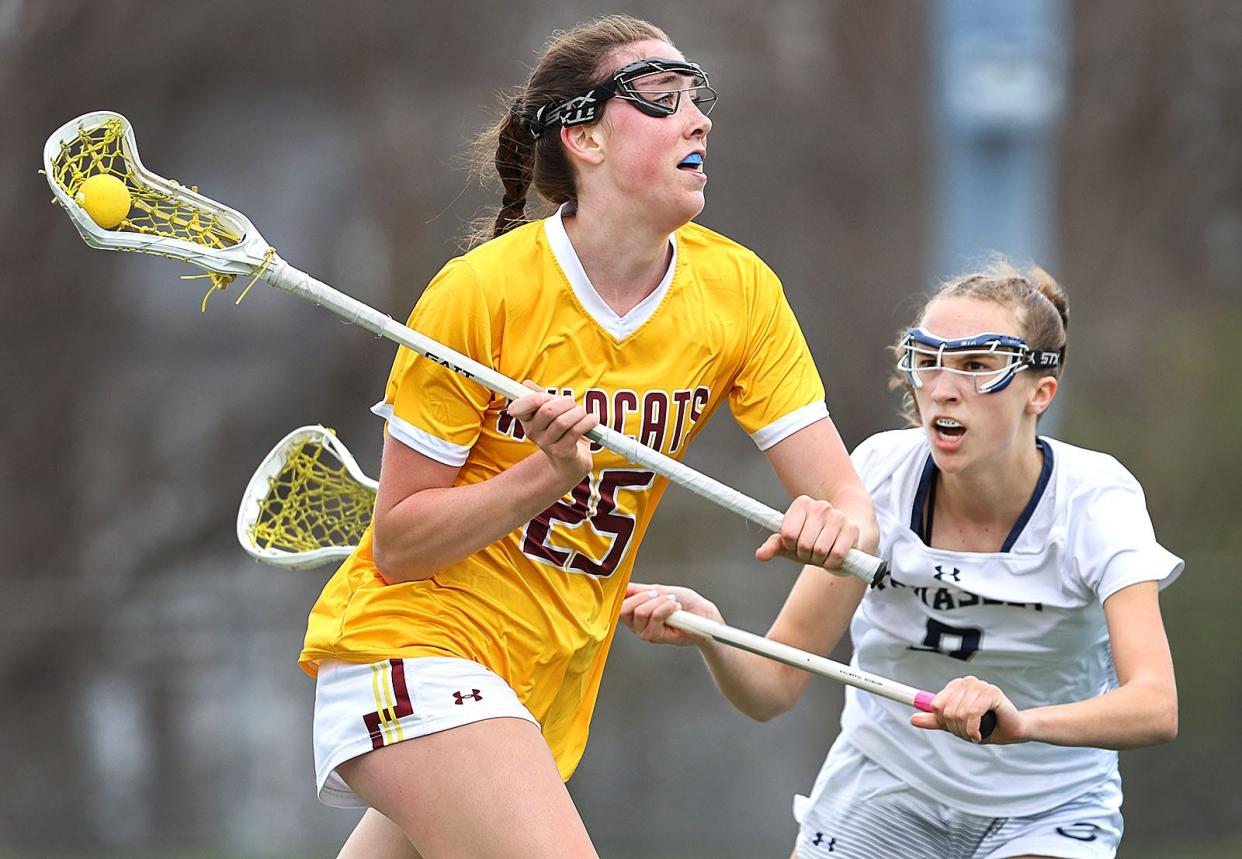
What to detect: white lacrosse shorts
<box><xmin>313</xmin><ymin>656</ymin><xmax>539</xmax><ymax>807</ymax></box>
<box><xmin>792</xmin><ymin>739</ymin><xmax>1122</xmax><ymax>859</ymax></box>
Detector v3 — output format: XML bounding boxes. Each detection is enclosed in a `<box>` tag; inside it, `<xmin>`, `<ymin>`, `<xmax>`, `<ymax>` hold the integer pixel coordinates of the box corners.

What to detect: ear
<box><xmin>559</xmin><ymin>121</ymin><xmax>606</xmax><ymax>167</ymax></box>
<box><xmin>1026</xmin><ymin>375</ymin><xmax>1058</xmax><ymax>417</ymax></box>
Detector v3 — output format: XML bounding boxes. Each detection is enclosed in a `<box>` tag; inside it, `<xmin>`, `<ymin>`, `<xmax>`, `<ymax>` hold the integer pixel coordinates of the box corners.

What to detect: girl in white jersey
<box><xmin>306</xmin><ymin>15</ymin><xmax>878</xmax><ymax>859</ymax></box>
<box><xmin>623</xmin><ymin>261</ymin><xmax>1180</xmax><ymax>859</ymax></box>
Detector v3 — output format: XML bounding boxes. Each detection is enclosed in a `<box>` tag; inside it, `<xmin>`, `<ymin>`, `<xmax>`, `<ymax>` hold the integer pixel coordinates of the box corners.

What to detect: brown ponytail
<box><xmin>1026</xmin><ymin>265</ymin><xmax>1069</xmax><ymax>369</ymax></box>
<box><xmin>492</xmin><ymin>99</ymin><xmax>537</xmax><ymax>237</ymax></box>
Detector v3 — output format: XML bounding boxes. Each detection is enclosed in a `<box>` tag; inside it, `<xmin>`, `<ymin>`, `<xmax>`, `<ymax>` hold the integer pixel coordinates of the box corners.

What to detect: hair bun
<box><xmin>1028</xmin><ymin>265</ymin><xmax>1069</xmax><ymax>333</ymax></box>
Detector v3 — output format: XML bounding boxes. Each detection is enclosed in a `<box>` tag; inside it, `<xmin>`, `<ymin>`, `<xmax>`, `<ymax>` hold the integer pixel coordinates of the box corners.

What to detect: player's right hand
<box><xmin>621</xmin><ymin>583</ymin><xmax>724</xmax><ymax>647</ymax></box>
<box><xmin>507</xmin><ymin>380</ymin><xmax>598</xmax><ymax>485</ymax></box>
<box><xmin>755</xmin><ymin>494</ymin><xmax>860</xmax><ymax>574</ymax></box>
<box><xmin>910</xmin><ymin>675</ymin><xmax>1025</xmax><ymax>745</ymax></box>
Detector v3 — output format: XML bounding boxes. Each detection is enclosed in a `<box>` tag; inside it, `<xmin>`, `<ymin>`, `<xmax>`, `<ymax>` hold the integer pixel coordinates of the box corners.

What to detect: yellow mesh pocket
<box><xmin>249</xmin><ymin>439</ymin><xmax>377</xmax><ymax>554</ymax></box>
<box><xmin>49</xmin><ymin>118</ymin><xmax>241</xmax><ymax>250</ymax></box>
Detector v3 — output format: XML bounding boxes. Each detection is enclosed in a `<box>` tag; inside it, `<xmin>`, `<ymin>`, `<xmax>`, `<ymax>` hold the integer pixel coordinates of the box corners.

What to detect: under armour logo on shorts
<box><xmin>452</xmin><ymin>689</ymin><xmax>483</xmax><ymax>705</ymax></box>
<box><xmin>810</xmin><ymin>832</ymin><xmax>836</xmax><ymax>851</ymax></box>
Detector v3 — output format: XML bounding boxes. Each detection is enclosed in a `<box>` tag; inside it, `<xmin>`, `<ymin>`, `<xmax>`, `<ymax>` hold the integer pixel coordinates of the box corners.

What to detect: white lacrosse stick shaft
<box><xmin>664</xmin><ymin>611</ymin><xmax>932</xmax><ymax>710</ymax></box>
<box><xmin>665</xmin><ymin>610</ymin><xmax>997</xmax><ymax>737</ymax></box>
<box><xmin>265</xmin><ymin>259</ymin><xmax>886</xmax><ymax>586</ymax></box>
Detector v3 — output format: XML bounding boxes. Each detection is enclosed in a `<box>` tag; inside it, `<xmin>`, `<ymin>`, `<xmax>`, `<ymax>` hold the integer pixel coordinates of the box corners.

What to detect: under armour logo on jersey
<box><xmin>934</xmin><ymin>564</ymin><xmax>962</xmax><ymax>582</ymax></box>
<box><xmin>810</xmin><ymin>833</ymin><xmax>836</xmax><ymax>851</ymax></box>
<box><xmin>452</xmin><ymin>689</ymin><xmax>483</xmax><ymax>705</ymax></box>
<box><xmin>1056</xmin><ymin>822</ymin><xmax>1101</xmax><ymax>842</ymax></box>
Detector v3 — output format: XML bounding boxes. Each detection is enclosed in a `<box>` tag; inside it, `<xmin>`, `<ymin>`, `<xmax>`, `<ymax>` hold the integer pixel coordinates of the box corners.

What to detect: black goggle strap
<box><xmin>530</xmin><ymin>58</ymin><xmax>710</xmax><ymax>139</ymax></box>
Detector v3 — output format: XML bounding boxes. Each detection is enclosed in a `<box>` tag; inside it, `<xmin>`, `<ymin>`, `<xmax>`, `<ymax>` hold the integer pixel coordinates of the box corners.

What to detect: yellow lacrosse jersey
<box><xmin>300</xmin><ymin>207</ymin><xmax>828</xmax><ymax>780</ymax></box>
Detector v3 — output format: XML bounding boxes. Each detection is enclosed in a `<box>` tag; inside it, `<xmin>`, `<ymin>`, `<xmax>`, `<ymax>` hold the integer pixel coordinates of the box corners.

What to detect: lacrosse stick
<box><xmin>237</xmin><ymin>425</ymin><xmax>377</xmax><ymax>570</ymax></box>
<box><xmin>664</xmin><ymin>611</ymin><xmax>996</xmax><ymax>738</ymax></box>
<box><xmin>236</xmin><ymin>425</ymin><xmax>991</xmax><ymax>736</ymax></box>
<box><xmin>44</xmin><ymin>110</ymin><xmax>886</xmax><ymax>586</ymax></box>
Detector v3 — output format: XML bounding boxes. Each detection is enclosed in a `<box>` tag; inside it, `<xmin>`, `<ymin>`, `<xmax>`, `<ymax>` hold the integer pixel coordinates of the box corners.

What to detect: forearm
<box><xmin>697</xmin><ymin>570</ymin><xmax>863</xmax><ymax>721</ymax></box>
<box><xmin>1018</xmin><ymin>581</ymin><xmax>1179</xmax><ymax>750</ymax></box>
<box><xmin>765</xmin><ymin>419</ymin><xmax>879</xmax><ymax>555</ymax></box>
<box><xmin>697</xmin><ymin>637</ymin><xmax>810</xmax><ymax>722</ymax></box>
<box><xmin>374</xmin><ymin>452</ymin><xmax>578</xmax><ymax>583</ymax></box>
<box><xmin>1020</xmin><ymin>677</ymin><xmax>1178</xmax><ymax>750</ymax></box>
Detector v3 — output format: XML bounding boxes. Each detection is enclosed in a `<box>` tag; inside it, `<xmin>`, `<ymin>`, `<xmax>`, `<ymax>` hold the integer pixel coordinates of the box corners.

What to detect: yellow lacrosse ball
<box><xmin>75</xmin><ymin>174</ymin><xmax>131</xmax><ymax>229</ymax></box>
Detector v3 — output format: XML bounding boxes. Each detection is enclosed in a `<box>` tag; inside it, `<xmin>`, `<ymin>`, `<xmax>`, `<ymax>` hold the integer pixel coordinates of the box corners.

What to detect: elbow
<box><xmin>372</xmin><ymin>530</ymin><xmax>434</xmax><ymax>585</ymax></box>
<box><xmin>739</xmin><ymin>684</ymin><xmax>799</xmax><ymax>723</ymax></box>
<box><xmin>370</xmin><ymin>543</ymin><xmax>404</xmax><ymax>585</ymax></box>
<box><xmin>749</xmin><ymin>669</ymin><xmax>816</xmax><ymax>721</ymax></box>
<box><xmin>741</xmin><ymin>701</ymin><xmax>784</xmax><ymax>723</ymax></box>
<box><xmin>749</xmin><ymin>701</ymin><xmax>793</xmax><ymax>723</ymax></box>
<box><xmin>1154</xmin><ymin>702</ymin><xmax>1178</xmax><ymax>745</ymax></box>
<box><xmin>1137</xmin><ymin>692</ymin><xmax>1178</xmax><ymax>746</ymax></box>
<box><xmin>1153</xmin><ymin>681</ymin><xmax>1179</xmax><ymax>744</ymax></box>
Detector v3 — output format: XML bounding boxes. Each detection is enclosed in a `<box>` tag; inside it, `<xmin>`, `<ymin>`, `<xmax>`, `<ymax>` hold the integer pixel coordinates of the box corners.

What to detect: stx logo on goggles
<box><xmin>556</xmin><ymin>93</ymin><xmax>601</xmax><ymax>126</ymax></box>
<box><xmin>537</xmin><ymin>93</ymin><xmax>602</xmax><ymax>132</ymax></box>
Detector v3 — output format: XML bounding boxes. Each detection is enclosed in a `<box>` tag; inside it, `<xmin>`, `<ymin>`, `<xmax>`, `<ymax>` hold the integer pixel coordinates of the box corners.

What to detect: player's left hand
<box><xmin>910</xmin><ymin>675</ymin><xmax>1026</xmax><ymax>744</ymax></box>
<box><xmin>755</xmin><ymin>495</ymin><xmax>860</xmax><ymax>574</ymax></box>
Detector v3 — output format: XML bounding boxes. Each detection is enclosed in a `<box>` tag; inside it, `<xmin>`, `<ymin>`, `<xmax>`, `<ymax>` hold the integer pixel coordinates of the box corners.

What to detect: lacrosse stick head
<box><xmin>237</xmin><ymin>425</ymin><xmax>379</xmax><ymax>571</ymax></box>
<box><xmin>43</xmin><ymin>110</ymin><xmax>275</xmax><ymax>288</ymax></box>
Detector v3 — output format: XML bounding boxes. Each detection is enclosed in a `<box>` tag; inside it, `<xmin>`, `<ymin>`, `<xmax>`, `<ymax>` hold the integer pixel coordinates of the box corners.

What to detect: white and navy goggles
<box><xmin>530</xmin><ymin>57</ymin><xmax>717</xmax><ymax>139</ymax></box>
<box><xmin>898</xmin><ymin>328</ymin><xmax>1062</xmax><ymax>394</ymax></box>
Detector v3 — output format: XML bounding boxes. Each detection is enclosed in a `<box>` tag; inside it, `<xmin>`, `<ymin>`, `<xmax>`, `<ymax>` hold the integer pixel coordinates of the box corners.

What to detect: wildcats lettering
<box><xmin>497</xmin><ymin>386</ymin><xmax>710</xmax><ymax>455</ymax></box>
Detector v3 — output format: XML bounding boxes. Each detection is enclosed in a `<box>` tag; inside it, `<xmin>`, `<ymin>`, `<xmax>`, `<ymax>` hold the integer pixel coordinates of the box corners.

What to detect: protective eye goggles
<box><xmin>530</xmin><ymin>57</ymin><xmax>717</xmax><ymax>139</ymax></box>
<box><xmin>897</xmin><ymin>328</ymin><xmax>1062</xmax><ymax>394</ymax></box>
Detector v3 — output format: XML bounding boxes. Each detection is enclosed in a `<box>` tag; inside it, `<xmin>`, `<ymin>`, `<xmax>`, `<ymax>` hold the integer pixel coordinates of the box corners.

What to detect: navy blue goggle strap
<box><xmin>529</xmin><ymin>57</ymin><xmax>711</xmax><ymax>139</ymax></box>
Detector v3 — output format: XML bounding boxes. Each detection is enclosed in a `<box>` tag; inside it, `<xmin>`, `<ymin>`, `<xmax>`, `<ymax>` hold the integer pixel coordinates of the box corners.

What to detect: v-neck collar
<box><xmin>910</xmin><ymin>438</ymin><xmax>1054</xmax><ymax>553</ymax></box>
<box><xmin>543</xmin><ymin>204</ymin><xmax>677</xmax><ymax>341</ymax></box>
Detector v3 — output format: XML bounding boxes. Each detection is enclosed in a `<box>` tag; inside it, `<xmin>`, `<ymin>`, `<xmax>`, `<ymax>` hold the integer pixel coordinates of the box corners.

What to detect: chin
<box><xmin>648</xmin><ymin>201</ymin><xmax>703</xmax><ymax>235</ymax></box>
<box><xmin>924</xmin><ymin>429</ymin><xmax>968</xmax><ymax>471</ymax></box>
<box><xmin>673</xmin><ymin>193</ymin><xmax>706</xmax><ymax>225</ymax></box>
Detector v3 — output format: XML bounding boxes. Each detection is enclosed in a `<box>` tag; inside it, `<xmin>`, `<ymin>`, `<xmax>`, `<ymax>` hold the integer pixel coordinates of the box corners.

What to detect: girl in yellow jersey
<box><xmin>300</xmin><ymin>15</ymin><xmax>879</xmax><ymax>859</ymax></box>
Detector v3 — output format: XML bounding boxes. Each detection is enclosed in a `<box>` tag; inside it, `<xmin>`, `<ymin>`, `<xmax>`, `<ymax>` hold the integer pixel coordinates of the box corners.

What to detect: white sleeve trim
<box><xmin>370</xmin><ymin>401</ymin><xmax>472</xmax><ymax>467</ymax></box>
<box><xmin>749</xmin><ymin>402</ymin><xmax>830</xmax><ymax>451</ymax></box>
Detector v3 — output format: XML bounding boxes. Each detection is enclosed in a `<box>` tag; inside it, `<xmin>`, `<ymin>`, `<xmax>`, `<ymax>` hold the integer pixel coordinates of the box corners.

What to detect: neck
<box><xmin>562</xmin><ymin>198</ymin><xmax>676</xmax><ymax>316</ymax></box>
<box><xmin>934</xmin><ymin>435</ymin><xmax>1045</xmax><ymax>540</ymax></box>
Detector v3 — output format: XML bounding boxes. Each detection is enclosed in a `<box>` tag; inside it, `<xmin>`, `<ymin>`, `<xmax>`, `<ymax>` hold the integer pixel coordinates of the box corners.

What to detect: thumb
<box><xmin>626</xmin><ymin>582</ymin><xmax>653</xmax><ymax>597</ymax></box>
<box><xmin>755</xmin><ymin>533</ymin><xmax>783</xmax><ymax>562</ymax></box>
<box><xmin>910</xmin><ymin>713</ymin><xmax>939</xmax><ymax>731</ymax></box>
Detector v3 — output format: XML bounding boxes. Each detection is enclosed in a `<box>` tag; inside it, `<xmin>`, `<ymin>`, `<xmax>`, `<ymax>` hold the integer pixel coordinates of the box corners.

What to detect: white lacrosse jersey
<box><xmin>301</xmin><ymin>205</ymin><xmax>828</xmax><ymax>780</ymax></box>
<box><xmin>835</xmin><ymin>428</ymin><xmax>1182</xmax><ymax>817</ymax></box>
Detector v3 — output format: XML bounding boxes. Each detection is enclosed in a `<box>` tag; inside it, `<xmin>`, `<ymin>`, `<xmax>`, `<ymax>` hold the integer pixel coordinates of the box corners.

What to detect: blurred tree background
<box><xmin>1</xmin><ymin>1</ymin><xmax>1239</xmax><ymax>857</ymax></box>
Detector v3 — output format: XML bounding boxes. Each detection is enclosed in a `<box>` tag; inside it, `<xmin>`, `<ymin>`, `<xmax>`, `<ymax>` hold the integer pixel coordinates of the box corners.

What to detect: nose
<box><xmin>926</xmin><ymin>368</ymin><xmax>964</xmax><ymax>403</ymax></box>
<box><xmin>684</xmin><ymin>100</ymin><xmax>712</xmax><ymax>136</ymax></box>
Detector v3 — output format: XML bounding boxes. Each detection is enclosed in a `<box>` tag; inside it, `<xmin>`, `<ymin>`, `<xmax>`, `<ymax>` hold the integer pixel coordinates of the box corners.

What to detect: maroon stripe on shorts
<box><xmin>362</xmin><ymin>659</ymin><xmax>416</xmax><ymax>750</ymax></box>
